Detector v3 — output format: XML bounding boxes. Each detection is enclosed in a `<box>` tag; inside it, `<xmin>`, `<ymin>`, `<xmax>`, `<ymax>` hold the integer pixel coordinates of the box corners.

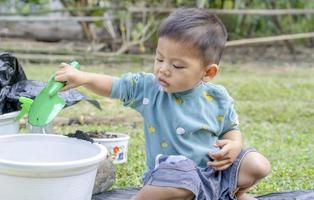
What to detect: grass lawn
<box><xmin>22</xmin><ymin>60</ymin><xmax>314</xmax><ymax>195</ymax></box>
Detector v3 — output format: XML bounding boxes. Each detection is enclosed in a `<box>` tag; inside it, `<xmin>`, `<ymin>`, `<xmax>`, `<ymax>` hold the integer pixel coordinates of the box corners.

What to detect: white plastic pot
<box><xmin>0</xmin><ymin>111</ymin><xmax>19</xmax><ymax>134</ymax></box>
<box><xmin>0</xmin><ymin>134</ymin><xmax>107</xmax><ymax>200</ymax></box>
<box><xmin>93</xmin><ymin>132</ymin><xmax>130</xmax><ymax>164</ymax></box>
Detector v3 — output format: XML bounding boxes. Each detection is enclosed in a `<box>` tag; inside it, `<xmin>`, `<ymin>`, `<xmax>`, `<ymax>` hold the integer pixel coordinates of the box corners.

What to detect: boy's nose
<box><xmin>159</xmin><ymin>63</ymin><xmax>171</xmax><ymax>76</ymax></box>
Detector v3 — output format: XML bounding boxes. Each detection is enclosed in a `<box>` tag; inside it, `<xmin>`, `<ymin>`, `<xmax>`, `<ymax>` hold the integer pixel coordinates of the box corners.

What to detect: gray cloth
<box><xmin>91</xmin><ymin>189</ymin><xmax>314</xmax><ymax>200</ymax></box>
<box><xmin>143</xmin><ymin>148</ymin><xmax>256</xmax><ymax>200</ymax></box>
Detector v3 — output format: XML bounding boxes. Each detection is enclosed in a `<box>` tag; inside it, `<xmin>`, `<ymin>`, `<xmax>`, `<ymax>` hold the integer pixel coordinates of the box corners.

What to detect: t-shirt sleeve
<box><xmin>221</xmin><ymin>101</ymin><xmax>240</xmax><ymax>135</ymax></box>
<box><xmin>212</xmin><ymin>84</ymin><xmax>240</xmax><ymax>137</ymax></box>
<box><xmin>110</xmin><ymin>73</ymin><xmax>145</xmax><ymax>108</ymax></box>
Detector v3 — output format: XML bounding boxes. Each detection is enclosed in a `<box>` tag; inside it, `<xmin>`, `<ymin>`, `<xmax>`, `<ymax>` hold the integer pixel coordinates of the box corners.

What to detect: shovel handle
<box><xmin>48</xmin><ymin>61</ymin><xmax>80</xmax><ymax>97</ymax></box>
<box><xmin>15</xmin><ymin>97</ymin><xmax>34</xmax><ymax>121</ymax></box>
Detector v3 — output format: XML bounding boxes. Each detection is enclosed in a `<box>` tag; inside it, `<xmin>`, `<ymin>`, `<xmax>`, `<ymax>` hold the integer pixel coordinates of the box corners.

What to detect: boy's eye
<box><xmin>156</xmin><ymin>58</ymin><xmax>163</xmax><ymax>62</ymax></box>
<box><xmin>172</xmin><ymin>64</ymin><xmax>184</xmax><ymax>69</ymax></box>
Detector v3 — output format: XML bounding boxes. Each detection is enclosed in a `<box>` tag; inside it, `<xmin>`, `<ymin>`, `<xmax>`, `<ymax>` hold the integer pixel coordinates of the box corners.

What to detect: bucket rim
<box><xmin>0</xmin><ymin>134</ymin><xmax>107</xmax><ymax>171</ymax></box>
<box><xmin>92</xmin><ymin>132</ymin><xmax>130</xmax><ymax>142</ymax></box>
<box><xmin>0</xmin><ymin>111</ymin><xmax>19</xmax><ymax>120</ymax></box>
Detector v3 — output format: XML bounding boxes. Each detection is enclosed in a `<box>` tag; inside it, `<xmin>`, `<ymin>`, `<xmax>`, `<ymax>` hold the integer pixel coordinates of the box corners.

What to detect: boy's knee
<box><xmin>245</xmin><ymin>152</ymin><xmax>271</xmax><ymax>179</ymax></box>
<box><xmin>237</xmin><ymin>152</ymin><xmax>270</xmax><ymax>189</ymax></box>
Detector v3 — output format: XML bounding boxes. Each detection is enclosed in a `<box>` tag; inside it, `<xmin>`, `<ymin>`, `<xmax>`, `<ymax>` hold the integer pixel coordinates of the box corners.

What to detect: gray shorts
<box><xmin>143</xmin><ymin>148</ymin><xmax>256</xmax><ymax>200</ymax></box>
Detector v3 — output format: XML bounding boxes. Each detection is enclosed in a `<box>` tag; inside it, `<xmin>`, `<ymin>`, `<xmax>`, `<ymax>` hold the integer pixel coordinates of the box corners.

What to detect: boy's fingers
<box><xmin>208</xmin><ymin>148</ymin><xmax>228</xmax><ymax>160</ymax></box>
<box><xmin>207</xmin><ymin>159</ymin><xmax>231</xmax><ymax>170</ymax></box>
<box><xmin>59</xmin><ymin>62</ymin><xmax>69</xmax><ymax>68</ymax></box>
<box><xmin>214</xmin><ymin>139</ymin><xmax>228</xmax><ymax>147</ymax></box>
<box><xmin>54</xmin><ymin>73</ymin><xmax>64</xmax><ymax>80</ymax></box>
<box><xmin>54</xmin><ymin>74</ymin><xmax>65</xmax><ymax>82</ymax></box>
<box><xmin>207</xmin><ymin>158</ymin><xmax>229</xmax><ymax>167</ymax></box>
<box><xmin>60</xmin><ymin>83</ymin><xmax>73</xmax><ymax>91</ymax></box>
<box><xmin>214</xmin><ymin>163</ymin><xmax>231</xmax><ymax>171</ymax></box>
<box><xmin>56</xmin><ymin>67</ymin><xmax>67</xmax><ymax>73</ymax></box>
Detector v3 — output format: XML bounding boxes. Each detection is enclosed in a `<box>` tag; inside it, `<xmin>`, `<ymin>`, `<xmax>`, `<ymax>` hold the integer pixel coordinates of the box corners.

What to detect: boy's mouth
<box><xmin>158</xmin><ymin>78</ymin><xmax>170</xmax><ymax>87</ymax></box>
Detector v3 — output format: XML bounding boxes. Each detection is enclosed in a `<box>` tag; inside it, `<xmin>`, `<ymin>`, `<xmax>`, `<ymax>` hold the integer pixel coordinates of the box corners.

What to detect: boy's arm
<box><xmin>55</xmin><ymin>63</ymin><xmax>113</xmax><ymax>96</ymax></box>
<box><xmin>221</xmin><ymin>129</ymin><xmax>243</xmax><ymax>147</ymax></box>
<box><xmin>207</xmin><ymin>130</ymin><xmax>243</xmax><ymax>170</ymax></box>
<box><xmin>80</xmin><ymin>72</ymin><xmax>113</xmax><ymax>96</ymax></box>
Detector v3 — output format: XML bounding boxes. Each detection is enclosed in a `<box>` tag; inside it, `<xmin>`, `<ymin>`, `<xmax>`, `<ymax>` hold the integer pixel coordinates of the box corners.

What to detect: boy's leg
<box><xmin>132</xmin><ymin>185</ymin><xmax>194</xmax><ymax>200</ymax></box>
<box><xmin>133</xmin><ymin>155</ymin><xmax>200</xmax><ymax>200</ymax></box>
<box><xmin>235</xmin><ymin>151</ymin><xmax>271</xmax><ymax>200</ymax></box>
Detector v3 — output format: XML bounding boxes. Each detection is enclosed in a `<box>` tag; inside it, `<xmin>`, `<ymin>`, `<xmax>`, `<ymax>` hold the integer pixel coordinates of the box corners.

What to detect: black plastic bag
<box><xmin>0</xmin><ymin>52</ymin><xmax>27</xmax><ymax>114</ymax></box>
<box><xmin>6</xmin><ymin>80</ymin><xmax>101</xmax><ymax>110</ymax></box>
<box><xmin>0</xmin><ymin>52</ymin><xmax>101</xmax><ymax>115</ymax></box>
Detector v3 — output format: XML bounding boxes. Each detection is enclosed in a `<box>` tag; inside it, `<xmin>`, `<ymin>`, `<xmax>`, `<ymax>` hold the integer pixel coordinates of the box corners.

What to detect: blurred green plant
<box><xmin>0</xmin><ymin>0</ymin><xmax>313</xmax><ymax>50</ymax></box>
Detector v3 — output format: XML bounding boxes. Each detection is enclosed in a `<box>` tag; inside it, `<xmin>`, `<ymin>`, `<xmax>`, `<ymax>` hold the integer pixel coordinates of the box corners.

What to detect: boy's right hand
<box><xmin>55</xmin><ymin>62</ymin><xmax>85</xmax><ymax>91</ymax></box>
<box><xmin>207</xmin><ymin>139</ymin><xmax>242</xmax><ymax>171</ymax></box>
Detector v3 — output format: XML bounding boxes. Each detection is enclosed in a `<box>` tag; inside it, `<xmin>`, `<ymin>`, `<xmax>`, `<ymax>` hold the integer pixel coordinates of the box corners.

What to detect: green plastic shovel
<box><xmin>16</xmin><ymin>61</ymin><xmax>80</xmax><ymax>127</ymax></box>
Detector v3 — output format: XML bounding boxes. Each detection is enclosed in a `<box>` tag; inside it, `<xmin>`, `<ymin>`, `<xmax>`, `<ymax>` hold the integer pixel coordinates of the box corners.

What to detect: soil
<box><xmin>67</xmin><ymin>130</ymin><xmax>119</xmax><ymax>142</ymax></box>
<box><xmin>85</xmin><ymin>130</ymin><xmax>119</xmax><ymax>139</ymax></box>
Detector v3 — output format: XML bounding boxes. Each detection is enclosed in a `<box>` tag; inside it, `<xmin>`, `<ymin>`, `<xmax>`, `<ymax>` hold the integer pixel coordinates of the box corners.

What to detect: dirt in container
<box><xmin>67</xmin><ymin>130</ymin><xmax>118</xmax><ymax>142</ymax></box>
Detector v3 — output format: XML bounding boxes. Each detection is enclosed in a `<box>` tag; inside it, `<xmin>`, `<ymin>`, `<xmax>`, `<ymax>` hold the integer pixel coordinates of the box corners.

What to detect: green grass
<box><xmin>22</xmin><ymin>61</ymin><xmax>314</xmax><ymax>195</ymax></box>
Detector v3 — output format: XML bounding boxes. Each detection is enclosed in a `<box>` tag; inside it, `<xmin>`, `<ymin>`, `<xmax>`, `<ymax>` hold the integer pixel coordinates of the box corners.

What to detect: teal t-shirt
<box><xmin>110</xmin><ymin>72</ymin><xmax>239</xmax><ymax>170</ymax></box>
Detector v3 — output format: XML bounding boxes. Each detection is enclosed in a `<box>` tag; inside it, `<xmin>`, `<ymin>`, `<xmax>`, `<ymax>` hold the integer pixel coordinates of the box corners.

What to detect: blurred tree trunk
<box><xmin>267</xmin><ymin>0</ymin><xmax>295</xmax><ymax>54</ymax></box>
<box><xmin>221</xmin><ymin>0</ymin><xmax>225</xmax><ymax>9</ymax></box>
<box><xmin>59</xmin><ymin>0</ymin><xmax>93</xmax><ymax>41</ymax></box>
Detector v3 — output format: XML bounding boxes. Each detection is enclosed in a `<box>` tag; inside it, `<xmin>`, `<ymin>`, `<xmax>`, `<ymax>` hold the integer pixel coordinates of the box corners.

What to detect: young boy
<box><xmin>55</xmin><ymin>8</ymin><xmax>270</xmax><ymax>200</ymax></box>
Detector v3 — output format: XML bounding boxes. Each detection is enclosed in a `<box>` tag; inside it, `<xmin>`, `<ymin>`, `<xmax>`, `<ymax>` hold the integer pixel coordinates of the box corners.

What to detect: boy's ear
<box><xmin>202</xmin><ymin>64</ymin><xmax>219</xmax><ymax>82</ymax></box>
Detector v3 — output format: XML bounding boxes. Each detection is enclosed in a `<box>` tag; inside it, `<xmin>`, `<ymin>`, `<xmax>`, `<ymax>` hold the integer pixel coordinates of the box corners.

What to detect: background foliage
<box><xmin>1</xmin><ymin>0</ymin><xmax>313</xmax><ymax>52</ymax></box>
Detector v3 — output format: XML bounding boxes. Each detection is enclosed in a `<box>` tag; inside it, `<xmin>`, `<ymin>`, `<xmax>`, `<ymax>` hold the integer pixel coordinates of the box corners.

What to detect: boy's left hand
<box><xmin>207</xmin><ymin>139</ymin><xmax>242</xmax><ymax>170</ymax></box>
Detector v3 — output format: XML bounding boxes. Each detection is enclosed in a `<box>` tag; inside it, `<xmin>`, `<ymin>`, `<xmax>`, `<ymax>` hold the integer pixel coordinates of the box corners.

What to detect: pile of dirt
<box><xmin>86</xmin><ymin>130</ymin><xmax>118</xmax><ymax>139</ymax></box>
<box><xmin>67</xmin><ymin>130</ymin><xmax>119</xmax><ymax>142</ymax></box>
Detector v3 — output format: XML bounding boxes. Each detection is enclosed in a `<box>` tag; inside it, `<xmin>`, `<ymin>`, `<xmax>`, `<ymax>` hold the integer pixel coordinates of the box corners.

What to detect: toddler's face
<box><xmin>154</xmin><ymin>37</ymin><xmax>207</xmax><ymax>93</ymax></box>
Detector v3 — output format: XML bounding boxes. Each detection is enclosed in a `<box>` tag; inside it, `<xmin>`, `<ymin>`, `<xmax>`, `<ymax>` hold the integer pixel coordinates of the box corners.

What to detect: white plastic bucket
<box><xmin>0</xmin><ymin>134</ymin><xmax>107</xmax><ymax>200</ymax></box>
<box><xmin>93</xmin><ymin>132</ymin><xmax>130</xmax><ymax>164</ymax></box>
<box><xmin>0</xmin><ymin>111</ymin><xmax>19</xmax><ymax>134</ymax></box>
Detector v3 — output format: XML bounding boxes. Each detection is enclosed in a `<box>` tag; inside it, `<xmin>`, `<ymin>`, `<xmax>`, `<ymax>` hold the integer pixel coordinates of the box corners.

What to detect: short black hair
<box><xmin>158</xmin><ymin>8</ymin><xmax>228</xmax><ymax>65</ymax></box>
